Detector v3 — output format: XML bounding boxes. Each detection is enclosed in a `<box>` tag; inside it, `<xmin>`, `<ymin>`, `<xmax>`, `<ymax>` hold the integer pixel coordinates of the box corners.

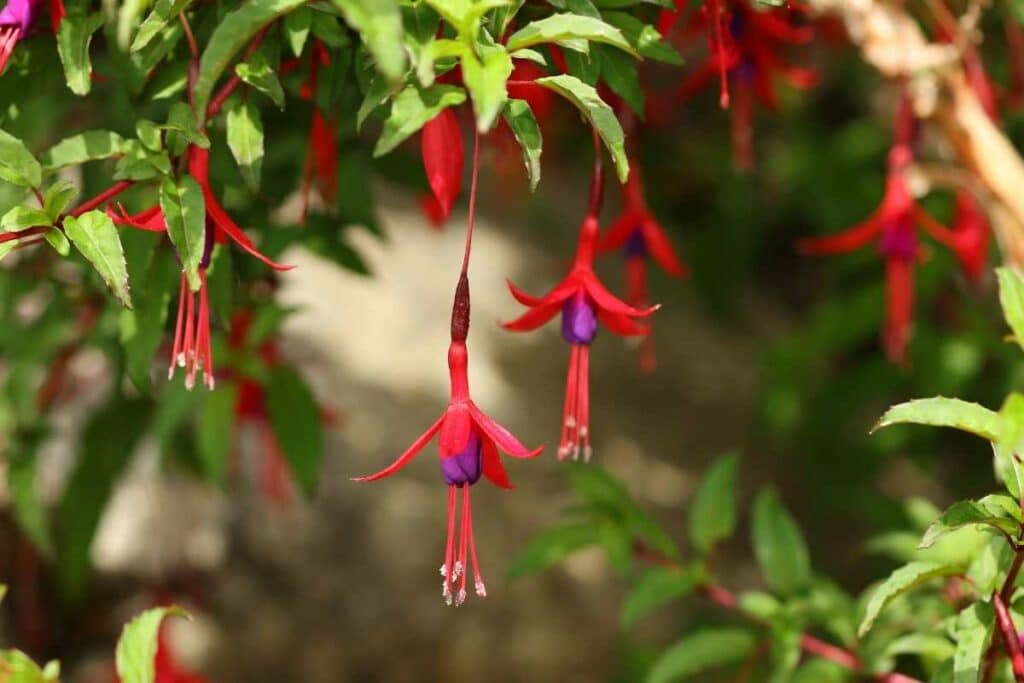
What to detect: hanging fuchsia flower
<box><xmin>420</xmin><ymin>107</ymin><xmax>464</xmax><ymax>228</ymax></box>
<box><xmin>658</xmin><ymin>0</ymin><xmax>816</xmax><ymax>168</ymax></box>
<box><xmin>354</xmin><ymin>273</ymin><xmax>541</xmax><ymax>605</ymax></box>
<box><xmin>504</xmin><ymin>155</ymin><xmax>657</xmax><ymax>460</ymax></box>
<box><xmin>598</xmin><ymin>164</ymin><xmax>686</xmax><ymax>372</ymax></box>
<box><xmin>291</xmin><ymin>41</ymin><xmax>338</xmax><ymax>223</ymax></box>
<box><xmin>798</xmin><ymin>144</ymin><xmax>956</xmax><ymax>363</ymax></box>
<box><xmin>108</xmin><ymin>146</ymin><xmax>292</xmax><ymax>389</ymax></box>
<box><xmin>0</xmin><ymin>0</ymin><xmax>62</xmax><ymax>74</ymax></box>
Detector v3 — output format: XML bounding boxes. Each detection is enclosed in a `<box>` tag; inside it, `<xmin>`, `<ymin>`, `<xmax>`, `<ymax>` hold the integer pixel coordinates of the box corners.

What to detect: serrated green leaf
<box><xmin>647</xmin><ymin>628</ymin><xmax>757</xmax><ymax>683</ymax></box>
<box><xmin>41</xmin><ymin>130</ymin><xmax>126</xmax><ymax>171</ymax></box>
<box><xmin>0</xmin><ymin>128</ymin><xmax>43</xmax><ymax>188</ymax></box>
<box><xmin>873</xmin><ymin>397</ymin><xmax>1000</xmax><ymax>441</ymax></box>
<box><xmin>42</xmin><ymin>180</ymin><xmax>78</xmax><ymax>219</ymax></box>
<box><xmin>64</xmin><ymin>211</ymin><xmax>133</xmax><ymax>308</ymax></box>
<box><xmin>921</xmin><ymin>499</ymin><xmax>1020</xmax><ymax>549</ymax></box>
<box><xmin>462</xmin><ymin>44</ymin><xmax>513</xmax><ymax>132</ymax></box>
<box><xmin>44</xmin><ymin>228</ymin><xmax>70</xmax><ymax>256</ymax></box>
<box><xmin>159</xmin><ymin>175</ymin><xmax>206</xmax><ymax>292</ymax></box>
<box><xmin>115</xmin><ymin>606</ymin><xmax>190</xmax><ymax>683</ymax></box>
<box><xmin>132</xmin><ymin>0</ymin><xmax>191</xmax><ymax>52</ymax></box>
<box><xmin>858</xmin><ymin>561</ymin><xmax>959</xmax><ymax>638</ymax></box>
<box><xmin>331</xmin><ymin>0</ymin><xmax>405</xmax><ymax>83</ymax></box>
<box><xmin>1</xmin><ymin>206</ymin><xmax>52</xmax><ymax>232</ymax></box>
<box><xmin>235</xmin><ymin>51</ymin><xmax>286</xmax><ymax>108</ymax></box>
<box><xmin>374</xmin><ymin>84</ymin><xmax>466</xmax><ymax>156</ymax></box>
<box><xmin>265</xmin><ymin>366</ymin><xmax>323</xmax><ymax>497</ymax></box>
<box><xmin>953</xmin><ymin>602</ymin><xmax>993</xmax><ymax>683</ymax></box>
<box><xmin>688</xmin><ymin>453</ymin><xmax>739</xmax><ymax>555</ymax></box>
<box><xmin>56</xmin><ymin>12</ymin><xmax>104</xmax><ymax>96</ymax></box>
<box><xmin>166</xmin><ymin>102</ymin><xmax>210</xmax><ymax>151</ymax></box>
<box><xmin>621</xmin><ymin>566</ymin><xmax>699</xmax><ymax>628</ymax></box>
<box><xmin>506</xmin><ymin>13</ymin><xmax>637</xmax><ymax>56</ymax></box>
<box><xmin>193</xmin><ymin>0</ymin><xmax>309</xmax><ymax>120</ymax></box>
<box><xmin>356</xmin><ymin>75</ymin><xmax>392</xmax><ymax>129</ymax></box>
<box><xmin>508</xmin><ymin>522</ymin><xmax>597</xmax><ymax>579</ymax></box>
<box><xmin>752</xmin><ymin>488</ymin><xmax>811</xmax><ymax>596</ymax></box>
<box><xmin>502</xmin><ymin>99</ymin><xmax>542</xmax><ymax>191</ymax></box>
<box><xmin>226</xmin><ymin>102</ymin><xmax>265</xmax><ymax>192</ymax></box>
<box><xmin>535</xmin><ymin>74</ymin><xmax>628</xmax><ymax>182</ymax></box>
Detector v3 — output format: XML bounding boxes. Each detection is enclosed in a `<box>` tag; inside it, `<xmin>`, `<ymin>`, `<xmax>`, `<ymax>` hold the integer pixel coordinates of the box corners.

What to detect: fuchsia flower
<box><xmin>296</xmin><ymin>41</ymin><xmax>338</xmax><ymax>223</ymax></box>
<box><xmin>658</xmin><ymin>0</ymin><xmax>816</xmax><ymax>168</ymax></box>
<box><xmin>798</xmin><ymin>143</ymin><xmax>952</xmax><ymax>364</ymax></box>
<box><xmin>354</xmin><ymin>274</ymin><xmax>541</xmax><ymax>605</ymax></box>
<box><xmin>420</xmin><ymin>107</ymin><xmax>464</xmax><ymax>229</ymax></box>
<box><xmin>504</xmin><ymin>159</ymin><xmax>657</xmax><ymax>460</ymax></box>
<box><xmin>108</xmin><ymin>146</ymin><xmax>291</xmax><ymax>389</ymax></box>
<box><xmin>0</xmin><ymin>0</ymin><xmax>62</xmax><ymax>74</ymax></box>
<box><xmin>598</xmin><ymin>164</ymin><xmax>687</xmax><ymax>372</ymax></box>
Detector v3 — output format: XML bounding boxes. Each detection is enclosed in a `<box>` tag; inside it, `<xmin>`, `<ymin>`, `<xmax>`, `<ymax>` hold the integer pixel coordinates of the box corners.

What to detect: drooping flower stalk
<box><xmin>353</xmin><ymin>130</ymin><xmax>541</xmax><ymax>606</ymax></box>
<box><xmin>599</xmin><ymin>161</ymin><xmax>687</xmax><ymax>372</ymax></box>
<box><xmin>505</xmin><ymin>131</ymin><xmax>657</xmax><ymax>460</ymax></box>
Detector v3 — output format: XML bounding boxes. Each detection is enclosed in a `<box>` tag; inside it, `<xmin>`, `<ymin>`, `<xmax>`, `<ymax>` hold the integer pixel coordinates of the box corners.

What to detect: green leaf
<box><xmin>265</xmin><ymin>366</ymin><xmax>324</xmax><ymax>497</ymax></box>
<box><xmin>283</xmin><ymin>6</ymin><xmax>312</xmax><ymax>56</ymax></box>
<box><xmin>621</xmin><ymin>566</ymin><xmax>699</xmax><ymax>629</ymax></box>
<box><xmin>1</xmin><ymin>206</ymin><xmax>52</xmax><ymax>232</ymax></box>
<box><xmin>165</xmin><ymin>102</ymin><xmax>211</xmax><ymax>151</ymax></box>
<box><xmin>43</xmin><ymin>180</ymin><xmax>78</xmax><ymax>219</ymax></box>
<box><xmin>873</xmin><ymin>397</ymin><xmax>1001</xmax><ymax>441</ymax></box>
<box><xmin>235</xmin><ymin>51</ymin><xmax>286</xmax><ymax>108</ymax></box>
<box><xmin>193</xmin><ymin>0</ymin><xmax>309</xmax><ymax>120</ymax></box>
<box><xmin>751</xmin><ymin>488</ymin><xmax>811</xmax><ymax>596</ymax></box>
<box><xmin>506</xmin><ymin>13</ymin><xmax>637</xmax><ymax>55</ymax></box>
<box><xmin>121</xmin><ymin>247</ymin><xmax>177</xmax><ymax>391</ymax></box>
<box><xmin>646</xmin><ymin>628</ymin><xmax>757</xmax><ymax>683</ymax></box>
<box><xmin>502</xmin><ymin>99</ymin><xmax>542</xmax><ymax>191</ymax></box>
<box><xmin>56</xmin><ymin>12</ymin><xmax>104</xmax><ymax>96</ymax></box>
<box><xmin>197</xmin><ymin>384</ymin><xmax>237</xmax><ymax>484</ymax></box>
<box><xmin>858</xmin><ymin>561</ymin><xmax>959</xmax><ymax>638</ymax></box>
<box><xmin>535</xmin><ymin>74</ymin><xmax>629</xmax><ymax>182</ymax></box>
<box><xmin>115</xmin><ymin>606</ymin><xmax>190</xmax><ymax>683</ymax></box>
<box><xmin>64</xmin><ymin>211</ymin><xmax>133</xmax><ymax>308</ymax></box>
<box><xmin>44</xmin><ymin>228</ymin><xmax>70</xmax><ymax>256</ymax></box>
<box><xmin>159</xmin><ymin>175</ymin><xmax>206</xmax><ymax>292</ymax></box>
<box><xmin>953</xmin><ymin>602</ymin><xmax>993</xmax><ymax>683</ymax></box>
<box><xmin>508</xmin><ymin>522</ymin><xmax>597</xmax><ymax>579</ymax></box>
<box><xmin>356</xmin><ymin>75</ymin><xmax>392</xmax><ymax>129</ymax></box>
<box><xmin>56</xmin><ymin>398</ymin><xmax>148</xmax><ymax>600</ymax></box>
<box><xmin>996</xmin><ymin>393</ymin><xmax>1024</xmax><ymax>499</ymax></box>
<box><xmin>374</xmin><ymin>84</ymin><xmax>466</xmax><ymax>156</ymax></box>
<box><xmin>40</xmin><ymin>130</ymin><xmax>127</xmax><ymax>171</ymax></box>
<box><xmin>998</xmin><ymin>267</ymin><xmax>1024</xmax><ymax>350</ymax></box>
<box><xmin>602</xmin><ymin>11</ymin><xmax>682</xmax><ymax>64</ymax></box>
<box><xmin>132</xmin><ymin>0</ymin><xmax>192</xmax><ymax>52</ymax></box>
<box><xmin>597</xmin><ymin>45</ymin><xmax>643</xmax><ymax>115</ymax></box>
<box><xmin>688</xmin><ymin>452</ymin><xmax>739</xmax><ymax>555</ymax></box>
<box><xmin>920</xmin><ymin>498</ymin><xmax>1020</xmax><ymax>549</ymax></box>
<box><xmin>114</xmin><ymin>142</ymin><xmax>173</xmax><ymax>181</ymax></box>
<box><xmin>0</xmin><ymin>650</ymin><xmax>59</xmax><ymax>683</ymax></box>
<box><xmin>226</xmin><ymin>102</ymin><xmax>265</xmax><ymax>192</ymax></box>
<box><xmin>461</xmin><ymin>44</ymin><xmax>513</xmax><ymax>132</ymax></box>
<box><xmin>0</xmin><ymin>129</ymin><xmax>43</xmax><ymax>188</ymax></box>
<box><xmin>331</xmin><ymin>0</ymin><xmax>406</xmax><ymax>83</ymax></box>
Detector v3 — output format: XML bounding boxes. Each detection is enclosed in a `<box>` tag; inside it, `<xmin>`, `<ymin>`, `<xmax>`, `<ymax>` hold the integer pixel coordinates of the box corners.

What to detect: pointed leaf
<box><xmin>331</xmin><ymin>0</ymin><xmax>405</xmax><ymax>83</ymax></box>
<box><xmin>508</xmin><ymin>522</ymin><xmax>597</xmax><ymax>579</ymax></box>
<box><xmin>461</xmin><ymin>45</ymin><xmax>513</xmax><ymax>132</ymax></box>
<box><xmin>115</xmin><ymin>606</ymin><xmax>190</xmax><ymax>683</ymax></box>
<box><xmin>374</xmin><ymin>84</ymin><xmax>466</xmax><ymax>156</ymax></box>
<box><xmin>953</xmin><ymin>602</ymin><xmax>993</xmax><ymax>683</ymax></box>
<box><xmin>226</xmin><ymin>101</ymin><xmax>265</xmax><ymax>192</ymax></box>
<box><xmin>63</xmin><ymin>211</ymin><xmax>133</xmax><ymax>308</ymax></box>
<box><xmin>41</xmin><ymin>130</ymin><xmax>127</xmax><ymax>171</ymax></box>
<box><xmin>621</xmin><ymin>566</ymin><xmax>699</xmax><ymax>629</ymax></box>
<box><xmin>235</xmin><ymin>51</ymin><xmax>286</xmax><ymax>108</ymax></box>
<box><xmin>998</xmin><ymin>267</ymin><xmax>1024</xmax><ymax>351</ymax></box>
<box><xmin>43</xmin><ymin>180</ymin><xmax>78</xmax><ymax>219</ymax></box>
<box><xmin>688</xmin><ymin>452</ymin><xmax>739</xmax><ymax>555</ymax></box>
<box><xmin>56</xmin><ymin>11</ymin><xmax>104</xmax><ymax>96</ymax></box>
<box><xmin>505</xmin><ymin>13</ymin><xmax>637</xmax><ymax>55</ymax></box>
<box><xmin>0</xmin><ymin>129</ymin><xmax>43</xmax><ymax>188</ymax></box>
<box><xmin>752</xmin><ymin>488</ymin><xmax>811</xmax><ymax>596</ymax></box>
<box><xmin>535</xmin><ymin>74</ymin><xmax>628</xmax><ymax>182</ymax></box>
<box><xmin>265</xmin><ymin>366</ymin><xmax>324</xmax><ymax>497</ymax></box>
<box><xmin>647</xmin><ymin>628</ymin><xmax>757</xmax><ymax>683</ymax></box>
<box><xmin>858</xmin><ymin>561</ymin><xmax>959</xmax><ymax>638</ymax></box>
<box><xmin>1</xmin><ymin>207</ymin><xmax>52</xmax><ymax>232</ymax></box>
<box><xmin>159</xmin><ymin>175</ymin><xmax>206</xmax><ymax>292</ymax></box>
<box><xmin>873</xmin><ymin>397</ymin><xmax>1000</xmax><ymax>441</ymax></box>
<box><xmin>502</xmin><ymin>99</ymin><xmax>542</xmax><ymax>192</ymax></box>
<box><xmin>921</xmin><ymin>499</ymin><xmax>1020</xmax><ymax>549</ymax></box>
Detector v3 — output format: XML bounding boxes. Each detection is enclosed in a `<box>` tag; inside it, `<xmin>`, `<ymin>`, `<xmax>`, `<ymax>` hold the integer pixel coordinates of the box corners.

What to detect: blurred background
<box><xmin>2</xmin><ymin>7</ymin><xmax>1024</xmax><ymax>681</ymax></box>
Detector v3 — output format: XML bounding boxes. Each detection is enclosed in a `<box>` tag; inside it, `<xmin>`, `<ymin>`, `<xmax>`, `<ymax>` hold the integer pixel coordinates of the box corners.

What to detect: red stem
<box><xmin>69</xmin><ymin>180</ymin><xmax>134</xmax><ymax>217</ymax></box>
<box><xmin>205</xmin><ymin>27</ymin><xmax>270</xmax><ymax>119</ymax></box>
<box><xmin>586</xmin><ymin>127</ymin><xmax>604</xmax><ymax>218</ymax></box>
<box><xmin>994</xmin><ymin>592</ymin><xmax>1024</xmax><ymax>683</ymax></box>
<box><xmin>460</xmin><ymin>128</ymin><xmax>481</xmax><ymax>276</ymax></box>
